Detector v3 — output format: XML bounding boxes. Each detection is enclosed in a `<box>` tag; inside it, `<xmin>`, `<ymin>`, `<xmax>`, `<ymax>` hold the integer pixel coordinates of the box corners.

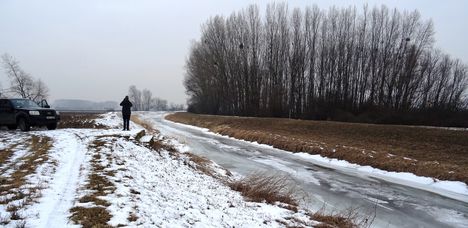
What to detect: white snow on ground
<box><xmin>0</xmin><ymin>112</ymin><xmax>318</xmax><ymax>227</ymax></box>
<box><xmin>96</xmin><ymin>135</ymin><xmax>310</xmax><ymax>227</ymax></box>
<box><xmin>25</xmin><ymin>130</ymin><xmax>84</xmax><ymax>228</ymax></box>
<box><xmin>162</xmin><ymin>115</ymin><xmax>468</xmax><ymax>203</ymax></box>
<box><xmin>408</xmin><ymin>125</ymin><xmax>468</xmax><ymax>132</ymax></box>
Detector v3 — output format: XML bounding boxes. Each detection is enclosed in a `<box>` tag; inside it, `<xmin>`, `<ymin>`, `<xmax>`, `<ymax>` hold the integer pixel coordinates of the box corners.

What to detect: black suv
<box><xmin>0</xmin><ymin>98</ymin><xmax>60</xmax><ymax>131</ymax></box>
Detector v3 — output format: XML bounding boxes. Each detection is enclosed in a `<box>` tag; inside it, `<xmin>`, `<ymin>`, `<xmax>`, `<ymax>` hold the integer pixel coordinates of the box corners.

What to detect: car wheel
<box><xmin>18</xmin><ymin>118</ymin><xmax>31</xmax><ymax>132</ymax></box>
<box><xmin>47</xmin><ymin>123</ymin><xmax>57</xmax><ymax>130</ymax></box>
<box><xmin>7</xmin><ymin>125</ymin><xmax>17</xmax><ymax>130</ymax></box>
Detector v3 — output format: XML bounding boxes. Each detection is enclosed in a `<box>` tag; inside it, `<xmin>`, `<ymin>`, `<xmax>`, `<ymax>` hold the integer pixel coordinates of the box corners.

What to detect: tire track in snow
<box><xmin>28</xmin><ymin>130</ymin><xmax>88</xmax><ymax>228</ymax></box>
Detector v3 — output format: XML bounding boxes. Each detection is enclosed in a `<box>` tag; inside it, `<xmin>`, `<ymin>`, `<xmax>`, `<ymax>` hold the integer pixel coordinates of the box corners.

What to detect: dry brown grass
<box><xmin>70</xmin><ymin>139</ymin><xmax>115</xmax><ymax>227</ymax></box>
<box><xmin>186</xmin><ymin>153</ymin><xmax>211</xmax><ymax>166</ymax></box>
<box><xmin>0</xmin><ymin>135</ymin><xmax>52</xmax><ymax>195</ymax></box>
<box><xmin>0</xmin><ymin>135</ymin><xmax>52</xmax><ymax>225</ymax></box>
<box><xmin>58</xmin><ymin>112</ymin><xmax>107</xmax><ymax>129</ymax></box>
<box><xmin>70</xmin><ymin>206</ymin><xmax>112</xmax><ymax>228</ymax></box>
<box><xmin>229</xmin><ymin>172</ymin><xmax>298</xmax><ymax>206</ymax></box>
<box><xmin>312</xmin><ymin>213</ymin><xmax>356</xmax><ymax>228</ymax></box>
<box><xmin>148</xmin><ymin>138</ymin><xmax>177</xmax><ymax>153</ymax></box>
<box><xmin>0</xmin><ymin>143</ymin><xmax>18</xmax><ymax>165</ymax></box>
<box><xmin>128</xmin><ymin>118</ymin><xmax>176</xmax><ymax>154</ymax></box>
<box><xmin>131</xmin><ymin>115</ymin><xmax>159</xmax><ymax>134</ymax></box>
<box><xmin>127</xmin><ymin>213</ymin><xmax>138</xmax><ymax>222</ymax></box>
<box><xmin>167</xmin><ymin>112</ymin><xmax>468</xmax><ymax>183</ymax></box>
<box><xmin>310</xmin><ymin>206</ymin><xmax>375</xmax><ymax>228</ymax></box>
<box><xmin>184</xmin><ymin>153</ymin><xmax>218</xmax><ymax>177</ymax></box>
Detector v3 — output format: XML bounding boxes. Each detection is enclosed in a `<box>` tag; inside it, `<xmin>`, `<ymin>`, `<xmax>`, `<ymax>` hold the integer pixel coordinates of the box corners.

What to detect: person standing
<box><xmin>120</xmin><ymin>96</ymin><xmax>133</xmax><ymax>131</ymax></box>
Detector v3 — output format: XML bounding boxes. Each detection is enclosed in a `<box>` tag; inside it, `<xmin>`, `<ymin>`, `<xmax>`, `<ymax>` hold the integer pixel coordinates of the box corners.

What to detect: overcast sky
<box><xmin>1</xmin><ymin>0</ymin><xmax>467</xmax><ymax>104</ymax></box>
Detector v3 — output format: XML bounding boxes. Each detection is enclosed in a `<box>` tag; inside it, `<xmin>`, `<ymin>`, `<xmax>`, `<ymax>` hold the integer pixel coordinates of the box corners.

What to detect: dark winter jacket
<box><xmin>120</xmin><ymin>97</ymin><xmax>133</xmax><ymax>116</ymax></box>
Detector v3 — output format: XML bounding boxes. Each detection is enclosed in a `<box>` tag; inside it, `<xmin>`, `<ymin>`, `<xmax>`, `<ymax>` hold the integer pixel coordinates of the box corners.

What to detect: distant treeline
<box><xmin>128</xmin><ymin>85</ymin><xmax>184</xmax><ymax>111</ymax></box>
<box><xmin>184</xmin><ymin>4</ymin><xmax>468</xmax><ymax>126</ymax></box>
<box><xmin>53</xmin><ymin>99</ymin><xmax>119</xmax><ymax>111</ymax></box>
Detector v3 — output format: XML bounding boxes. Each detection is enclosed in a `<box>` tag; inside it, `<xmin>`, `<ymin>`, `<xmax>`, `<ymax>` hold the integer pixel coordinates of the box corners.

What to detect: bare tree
<box><xmin>1</xmin><ymin>53</ymin><xmax>49</xmax><ymax>102</ymax></box>
<box><xmin>168</xmin><ymin>103</ymin><xmax>185</xmax><ymax>111</ymax></box>
<box><xmin>151</xmin><ymin>97</ymin><xmax>168</xmax><ymax>111</ymax></box>
<box><xmin>2</xmin><ymin>54</ymin><xmax>34</xmax><ymax>99</ymax></box>
<box><xmin>128</xmin><ymin>85</ymin><xmax>181</xmax><ymax>111</ymax></box>
<box><xmin>142</xmin><ymin>89</ymin><xmax>152</xmax><ymax>111</ymax></box>
<box><xmin>128</xmin><ymin>85</ymin><xmax>142</xmax><ymax>111</ymax></box>
<box><xmin>31</xmin><ymin>79</ymin><xmax>49</xmax><ymax>102</ymax></box>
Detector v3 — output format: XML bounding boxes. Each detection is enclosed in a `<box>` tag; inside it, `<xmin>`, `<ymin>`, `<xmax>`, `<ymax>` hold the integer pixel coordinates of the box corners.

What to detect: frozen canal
<box><xmin>140</xmin><ymin>112</ymin><xmax>468</xmax><ymax>228</ymax></box>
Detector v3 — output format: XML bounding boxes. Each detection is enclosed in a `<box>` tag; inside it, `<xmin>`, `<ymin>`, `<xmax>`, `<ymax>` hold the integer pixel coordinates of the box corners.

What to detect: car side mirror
<box><xmin>39</xmin><ymin>99</ymin><xmax>50</xmax><ymax>108</ymax></box>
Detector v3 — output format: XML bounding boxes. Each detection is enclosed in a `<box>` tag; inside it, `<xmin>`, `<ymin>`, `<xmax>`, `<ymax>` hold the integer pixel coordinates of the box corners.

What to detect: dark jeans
<box><xmin>123</xmin><ymin>115</ymin><xmax>130</xmax><ymax>130</ymax></box>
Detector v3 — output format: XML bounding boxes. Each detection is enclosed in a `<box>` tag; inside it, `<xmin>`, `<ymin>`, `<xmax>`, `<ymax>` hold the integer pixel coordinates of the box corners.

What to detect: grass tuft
<box><xmin>184</xmin><ymin>153</ymin><xmax>216</xmax><ymax>177</ymax></box>
<box><xmin>310</xmin><ymin>206</ymin><xmax>376</xmax><ymax>228</ymax></box>
<box><xmin>70</xmin><ymin>206</ymin><xmax>112</xmax><ymax>228</ymax></box>
<box><xmin>148</xmin><ymin>139</ymin><xmax>177</xmax><ymax>153</ymax></box>
<box><xmin>127</xmin><ymin>213</ymin><xmax>138</xmax><ymax>222</ymax></box>
<box><xmin>131</xmin><ymin>115</ymin><xmax>159</xmax><ymax>134</ymax></box>
<box><xmin>312</xmin><ymin>213</ymin><xmax>356</xmax><ymax>228</ymax></box>
<box><xmin>229</xmin><ymin>172</ymin><xmax>298</xmax><ymax>206</ymax></box>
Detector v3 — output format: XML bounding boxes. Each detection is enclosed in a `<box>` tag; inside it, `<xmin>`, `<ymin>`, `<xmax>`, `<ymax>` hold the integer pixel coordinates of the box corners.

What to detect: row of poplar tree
<box><xmin>185</xmin><ymin>4</ymin><xmax>467</xmax><ymax>121</ymax></box>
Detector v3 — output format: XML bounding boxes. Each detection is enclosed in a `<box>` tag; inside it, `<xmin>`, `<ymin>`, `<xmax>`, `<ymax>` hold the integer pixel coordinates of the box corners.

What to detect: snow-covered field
<box><xmin>0</xmin><ymin>113</ymin><xmax>318</xmax><ymax>227</ymax></box>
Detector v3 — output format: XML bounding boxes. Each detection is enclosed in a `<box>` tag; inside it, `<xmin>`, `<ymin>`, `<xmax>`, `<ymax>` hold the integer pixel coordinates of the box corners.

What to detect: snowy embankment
<box><xmin>0</xmin><ymin>112</ymin><xmax>317</xmax><ymax>227</ymax></box>
<box><xmin>163</xmin><ymin>115</ymin><xmax>468</xmax><ymax>204</ymax></box>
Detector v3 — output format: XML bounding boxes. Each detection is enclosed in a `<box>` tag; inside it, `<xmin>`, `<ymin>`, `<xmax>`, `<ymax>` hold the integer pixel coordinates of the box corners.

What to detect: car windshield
<box><xmin>10</xmin><ymin>99</ymin><xmax>40</xmax><ymax>108</ymax></box>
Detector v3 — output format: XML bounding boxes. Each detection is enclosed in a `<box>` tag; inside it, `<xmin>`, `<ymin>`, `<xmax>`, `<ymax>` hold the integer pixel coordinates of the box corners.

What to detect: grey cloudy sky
<box><xmin>1</xmin><ymin>0</ymin><xmax>467</xmax><ymax>104</ymax></box>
